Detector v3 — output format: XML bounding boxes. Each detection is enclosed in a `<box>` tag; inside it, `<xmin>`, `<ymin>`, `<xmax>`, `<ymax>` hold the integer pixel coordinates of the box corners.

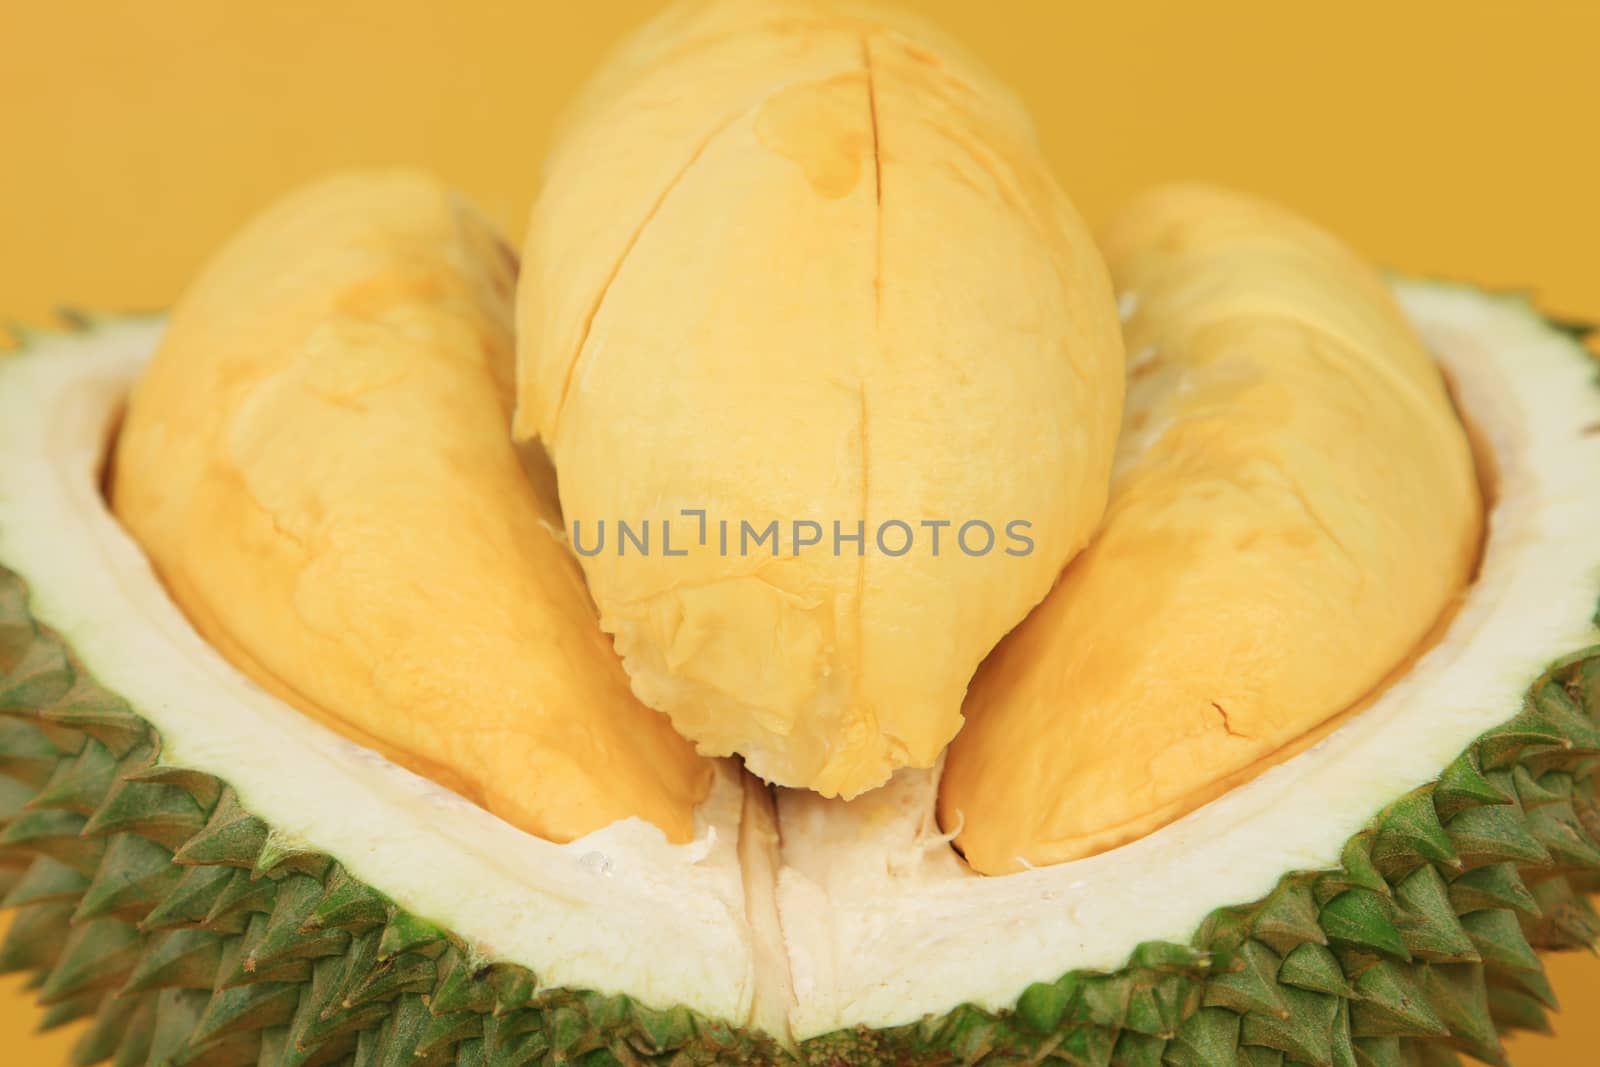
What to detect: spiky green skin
<box><xmin>1</xmin><ymin>314</ymin><xmax>1598</xmax><ymax>1067</ymax></box>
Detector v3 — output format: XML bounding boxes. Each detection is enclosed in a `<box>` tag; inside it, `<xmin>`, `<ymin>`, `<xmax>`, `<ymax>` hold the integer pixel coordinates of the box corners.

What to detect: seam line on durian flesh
<box><xmin>851</xmin><ymin>31</ymin><xmax>883</xmax><ymax>765</ymax></box>
<box><xmin>547</xmin><ymin>110</ymin><xmax>742</xmax><ymax>443</ymax></box>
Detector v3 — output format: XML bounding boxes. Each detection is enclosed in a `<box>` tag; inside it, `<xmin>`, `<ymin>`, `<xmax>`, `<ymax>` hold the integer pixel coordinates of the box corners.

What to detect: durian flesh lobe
<box><xmin>0</xmin><ymin>283</ymin><xmax>1597</xmax><ymax>1066</ymax></box>
<box><xmin>108</xmin><ymin>171</ymin><xmax>712</xmax><ymax>846</ymax></box>
<box><xmin>516</xmin><ymin>0</ymin><xmax>1125</xmax><ymax>797</ymax></box>
<box><xmin>942</xmin><ymin>185</ymin><xmax>1483</xmax><ymax>874</ymax></box>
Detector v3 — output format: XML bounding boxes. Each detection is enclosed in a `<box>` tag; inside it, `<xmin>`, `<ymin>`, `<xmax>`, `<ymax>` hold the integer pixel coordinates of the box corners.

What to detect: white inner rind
<box><xmin>0</xmin><ymin>281</ymin><xmax>1595</xmax><ymax>1044</ymax></box>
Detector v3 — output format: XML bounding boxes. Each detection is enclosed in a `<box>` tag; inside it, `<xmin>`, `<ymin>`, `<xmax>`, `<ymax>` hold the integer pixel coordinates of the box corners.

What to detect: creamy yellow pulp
<box><xmin>941</xmin><ymin>185</ymin><xmax>1482</xmax><ymax>874</ymax></box>
<box><xmin>514</xmin><ymin>0</ymin><xmax>1126</xmax><ymax>797</ymax></box>
<box><xmin>112</xmin><ymin>171</ymin><xmax>711</xmax><ymax>844</ymax></box>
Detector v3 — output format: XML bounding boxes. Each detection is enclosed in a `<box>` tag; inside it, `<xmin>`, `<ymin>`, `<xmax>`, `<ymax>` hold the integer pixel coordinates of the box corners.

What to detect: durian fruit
<box><xmin>941</xmin><ymin>185</ymin><xmax>1484</xmax><ymax>874</ymax></box>
<box><xmin>515</xmin><ymin>0</ymin><xmax>1126</xmax><ymax>798</ymax></box>
<box><xmin>3</xmin><ymin>276</ymin><xmax>1598</xmax><ymax>1066</ymax></box>
<box><xmin>3</xmin><ymin>7</ymin><xmax>1600</xmax><ymax>1067</ymax></box>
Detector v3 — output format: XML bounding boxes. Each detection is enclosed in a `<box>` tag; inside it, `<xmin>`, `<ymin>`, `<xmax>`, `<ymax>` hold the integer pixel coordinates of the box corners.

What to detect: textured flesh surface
<box><xmin>941</xmin><ymin>187</ymin><xmax>1484</xmax><ymax>873</ymax></box>
<box><xmin>516</xmin><ymin>0</ymin><xmax>1125</xmax><ymax>796</ymax></box>
<box><xmin>109</xmin><ymin>171</ymin><xmax>711</xmax><ymax>844</ymax></box>
<box><xmin>0</xmin><ymin>285</ymin><xmax>1596</xmax><ymax>1062</ymax></box>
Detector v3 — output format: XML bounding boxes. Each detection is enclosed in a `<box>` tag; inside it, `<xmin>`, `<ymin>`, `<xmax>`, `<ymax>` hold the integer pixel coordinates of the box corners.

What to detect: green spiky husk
<box><xmin>0</xmin><ymin>312</ymin><xmax>1598</xmax><ymax>1067</ymax></box>
<box><xmin>7</xmin><ymin>565</ymin><xmax>1600</xmax><ymax>1067</ymax></box>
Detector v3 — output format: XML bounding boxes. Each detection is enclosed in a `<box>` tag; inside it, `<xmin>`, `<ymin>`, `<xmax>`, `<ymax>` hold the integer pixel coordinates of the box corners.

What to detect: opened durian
<box><xmin>2</xmin><ymin>2</ymin><xmax>1597</xmax><ymax>1066</ymax></box>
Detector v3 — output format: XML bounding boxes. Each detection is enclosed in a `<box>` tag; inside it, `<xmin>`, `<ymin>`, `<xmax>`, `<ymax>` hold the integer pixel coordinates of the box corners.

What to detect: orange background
<box><xmin>2</xmin><ymin>1</ymin><xmax>1597</xmax><ymax>1063</ymax></box>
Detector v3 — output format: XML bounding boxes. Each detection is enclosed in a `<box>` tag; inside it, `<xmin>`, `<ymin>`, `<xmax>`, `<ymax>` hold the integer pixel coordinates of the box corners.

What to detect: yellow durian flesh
<box><xmin>517</xmin><ymin>0</ymin><xmax>1125</xmax><ymax>797</ymax></box>
<box><xmin>940</xmin><ymin>185</ymin><xmax>1483</xmax><ymax>875</ymax></box>
<box><xmin>111</xmin><ymin>170</ymin><xmax>712</xmax><ymax>845</ymax></box>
